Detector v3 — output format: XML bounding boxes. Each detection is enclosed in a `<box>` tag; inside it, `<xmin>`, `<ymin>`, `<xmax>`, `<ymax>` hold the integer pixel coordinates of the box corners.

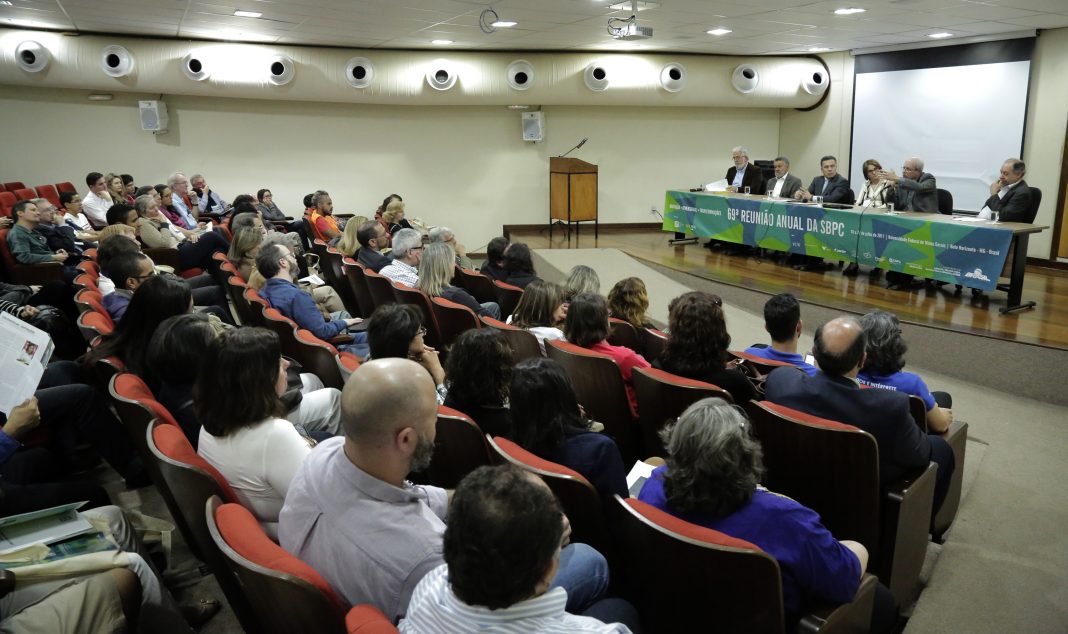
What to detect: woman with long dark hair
<box><xmin>501</xmin><ymin>242</ymin><xmax>540</xmax><ymax>289</ymax></box>
<box><xmin>83</xmin><ymin>272</ymin><xmax>192</xmax><ymax>378</ymax></box>
<box><xmin>195</xmin><ymin>328</ymin><xmax>311</xmax><ymax>539</ymax></box>
<box><xmin>443</xmin><ymin>329</ymin><xmax>513</xmax><ymax>437</ymax></box>
<box><xmin>564</xmin><ymin>292</ymin><xmax>649</xmax><ymax>413</ymax></box>
<box><xmin>509</xmin><ymin>358</ymin><xmax>627</xmax><ymax>500</ymax></box>
<box><xmin>655</xmin><ymin>291</ymin><xmax>755</xmax><ymax>404</ymax></box>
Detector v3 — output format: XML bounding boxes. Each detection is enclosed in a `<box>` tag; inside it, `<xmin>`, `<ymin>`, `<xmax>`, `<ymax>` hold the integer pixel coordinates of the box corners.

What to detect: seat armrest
<box><xmin>797</xmin><ymin>572</ymin><xmax>877</xmax><ymax>633</ymax></box>
<box><xmin>329</xmin><ymin>334</ymin><xmax>354</xmax><ymax>345</ymax></box>
<box><xmin>879</xmin><ymin>462</ymin><xmax>936</xmax><ymax>605</ymax></box>
<box><xmin>345</xmin><ymin>604</ymin><xmax>395</xmax><ymax>633</ymax></box>
<box><xmin>932</xmin><ymin>420</ymin><xmax>968</xmax><ymax>542</ymax></box>
<box><xmin>0</xmin><ymin>570</ymin><xmax>15</xmax><ymax>599</ymax></box>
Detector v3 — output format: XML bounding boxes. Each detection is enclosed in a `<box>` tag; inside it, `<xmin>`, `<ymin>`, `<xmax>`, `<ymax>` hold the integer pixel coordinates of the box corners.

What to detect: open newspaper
<box><xmin>0</xmin><ymin>311</ymin><xmax>53</xmax><ymax>416</ymax></box>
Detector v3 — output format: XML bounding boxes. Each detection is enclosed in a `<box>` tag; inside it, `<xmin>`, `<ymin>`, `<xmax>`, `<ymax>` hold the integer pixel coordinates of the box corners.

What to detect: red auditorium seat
<box><xmin>55</xmin><ymin>182</ymin><xmax>77</xmax><ymax>194</ymax></box>
<box><xmin>2</xmin><ymin>181</ymin><xmax>25</xmax><ymax>191</ymax></box>
<box><xmin>34</xmin><ymin>184</ymin><xmax>62</xmax><ymax>208</ymax></box>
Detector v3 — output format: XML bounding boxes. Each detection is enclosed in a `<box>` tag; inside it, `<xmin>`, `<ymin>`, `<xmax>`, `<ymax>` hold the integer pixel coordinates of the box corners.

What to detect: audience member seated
<box><xmin>308</xmin><ymin>190</ymin><xmax>341</xmax><ymax>241</ymax></box>
<box><xmin>380</xmin><ymin>228</ymin><xmax>423</xmax><ymax>288</ymax></box>
<box><xmin>383</xmin><ymin>199</ymin><xmax>414</xmax><ymax>236</ymax></box>
<box><xmin>354</xmin><ymin>220</ymin><xmax>392</xmax><ymax>272</ymax></box>
<box><xmin>400</xmin><ymin>464</ymin><xmax>639</xmax><ymax>633</ymax></box>
<box><xmin>154</xmin><ymin>184</ymin><xmax>185</xmax><ymax>227</ymax></box>
<box><xmin>82</xmin><ymin>171</ymin><xmax>114</xmax><ymax>228</ymax></box>
<box><xmin>564</xmin><ymin>292</ymin><xmax>650</xmax><ymax>413</ymax></box>
<box><xmin>148</xmin><ymin>314</ymin><xmax>342</xmax><ymax>449</ymax></box>
<box><xmin>84</xmin><ymin>272</ymin><xmax>195</xmax><ymax>379</ymax></box>
<box><xmin>418</xmin><ymin>243</ymin><xmax>500</xmax><ymax>319</ymax></box>
<box><xmin>232</xmin><ymin>206</ymin><xmax>303</xmax><ymax>255</ymax></box>
<box><xmin>190</xmin><ymin>173</ymin><xmax>226</xmax><ymax>213</ymax></box>
<box><xmin>0</xmin><ymin>568</ymin><xmax>142</xmax><ymax>633</ymax></box>
<box><xmin>607</xmin><ymin>277</ymin><xmax>653</xmax><ymax>330</ymax></box>
<box><xmin>501</xmin><ymin>242</ymin><xmax>540</xmax><ymax>289</ymax></box>
<box><xmin>654</xmin><ymin>291</ymin><xmax>756</xmax><ymax>404</ymax></box>
<box><xmin>256</xmin><ymin>243</ymin><xmax>368</xmax><ymax>357</ymax></box>
<box><xmin>279</xmin><ymin>358</ymin><xmax>612</xmax><ymax>620</ymax></box>
<box><xmin>0</xmin><ymin>280</ymin><xmax>79</xmax><ymax>338</ymax></box>
<box><xmin>858</xmin><ymin>310</ymin><xmax>952</xmax><ymax>433</ymax></box>
<box><xmin>442</xmin><ymin>329</ymin><xmax>513</xmax><ymax>437</ymax></box>
<box><xmin>334</xmin><ymin>214</ymin><xmax>361</xmax><ymax>256</ymax></box>
<box><xmin>168</xmin><ymin>172</ymin><xmax>203</xmax><ymax>229</ymax></box>
<box><xmin>565</xmin><ymin>264</ymin><xmax>601</xmax><ymax>301</ymax></box>
<box><xmin>226</xmin><ymin>225</ymin><xmax>261</xmax><ymax>280</ymax></box>
<box><xmin>510</xmin><ymin>358</ymin><xmax>628</xmax><ymax>500</ymax></box>
<box><xmin>105</xmin><ymin>172</ymin><xmax>129</xmax><ymax>207</ymax></box>
<box><xmin>764</xmin><ymin>316</ymin><xmax>955</xmax><ymax>514</ymax></box>
<box><xmin>33</xmin><ymin>197</ymin><xmax>86</xmax><ymax>256</ymax></box>
<box><xmin>480</xmin><ymin>236</ymin><xmax>509</xmax><ymax>281</ymax></box>
<box><xmin>508</xmin><ymin>279</ymin><xmax>567</xmax><ymax>353</ymax></box>
<box><xmin>128</xmin><ymin>195</ymin><xmax>229</xmax><ymax>274</ymax></box>
<box><xmin>7</xmin><ymin>200</ymin><xmax>75</xmax><ymax>278</ymax></box>
<box><xmin>366</xmin><ymin>304</ymin><xmax>447</xmax><ymax>404</ymax></box>
<box><xmin>94</xmin><ymin>230</ymin><xmax>139</xmax><ymax>294</ymax></box>
<box><xmin>59</xmin><ymin>190</ymin><xmax>101</xmax><ymax>242</ymax></box>
<box><xmin>637</xmin><ymin>399</ymin><xmax>889</xmax><ymax>629</ymax></box>
<box><xmin>195</xmin><ymin>328</ymin><xmax>314</xmax><ymax>540</ymax></box>
<box><xmin>427</xmin><ymin>226</ymin><xmax>472</xmax><ymax>269</ymax></box>
<box><xmin>101</xmin><ymin>251</ymin><xmax>157</xmax><ymax>321</ymax></box>
<box><xmin>2</xmin><ymin>360</ymin><xmax>146</xmax><ymax>491</ymax></box>
<box><xmin>742</xmin><ymin>293</ymin><xmax>818</xmax><ymax>376</ymax></box>
<box><xmin>121</xmin><ymin>174</ymin><xmax>137</xmax><ymax>202</ymax></box>
<box><xmin>376</xmin><ymin>193</ymin><xmax>402</xmax><ymax>225</ymax></box>
<box><xmin>257</xmin><ymin>188</ymin><xmax>287</xmax><ymax>221</ymax></box>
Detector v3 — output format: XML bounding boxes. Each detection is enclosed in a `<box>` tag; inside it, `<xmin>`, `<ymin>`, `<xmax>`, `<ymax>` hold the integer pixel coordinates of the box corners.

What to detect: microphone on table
<box><xmin>558</xmin><ymin>137</ymin><xmax>588</xmax><ymax>158</ymax></box>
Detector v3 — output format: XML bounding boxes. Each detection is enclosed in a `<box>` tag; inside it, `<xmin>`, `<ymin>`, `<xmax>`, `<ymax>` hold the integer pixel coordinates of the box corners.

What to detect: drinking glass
<box><xmin>887</xmin><ymin>203</ymin><xmax>895</xmax><ymax>215</ymax></box>
<box><xmin>743</xmin><ymin>186</ymin><xmax>751</xmax><ymax>195</ymax></box>
<box><xmin>813</xmin><ymin>195</ymin><xmax>823</xmax><ymax>206</ymax></box>
<box><xmin>992</xmin><ymin>211</ymin><xmax>1000</xmax><ymax>223</ymax></box>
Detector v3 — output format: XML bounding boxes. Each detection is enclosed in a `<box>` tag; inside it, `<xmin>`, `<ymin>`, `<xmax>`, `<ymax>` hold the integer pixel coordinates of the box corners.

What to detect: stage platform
<box><xmin>507</xmin><ymin>225</ymin><xmax>1068</xmax><ymax>351</ymax></box>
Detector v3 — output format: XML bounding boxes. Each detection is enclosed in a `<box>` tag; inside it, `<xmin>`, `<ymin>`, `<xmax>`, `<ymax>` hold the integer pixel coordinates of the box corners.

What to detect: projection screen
<box><xmin>850</xmin><ymin>39</ymin><xmax>1033</xmax><ymax>212</ymax></box>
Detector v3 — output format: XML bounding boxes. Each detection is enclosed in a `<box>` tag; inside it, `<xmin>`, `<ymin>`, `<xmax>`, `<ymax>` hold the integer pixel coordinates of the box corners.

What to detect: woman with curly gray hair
<box><xmin>637</xmin><ymin>398</ymin><xmax>871</xmax><ymax>623</ymax></box>
<box><xmin>857</xmin><ymin>310</ymin><xmax>952</xmax><ymax>433</ymax></box>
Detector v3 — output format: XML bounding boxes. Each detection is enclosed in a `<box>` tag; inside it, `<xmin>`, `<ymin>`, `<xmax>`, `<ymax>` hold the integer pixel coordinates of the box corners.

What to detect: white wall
<box><xmin>778</xmin><ymin>52</ymin><xmax>855</xmax><ymax>186</ymax></box>
<box><xmin>0</xmin><ymin>87</ymin><xmax>779</xmax><ymax>250</ymax></box>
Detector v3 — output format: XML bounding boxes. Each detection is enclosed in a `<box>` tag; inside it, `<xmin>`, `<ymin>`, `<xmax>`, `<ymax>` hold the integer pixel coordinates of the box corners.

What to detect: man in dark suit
<box><xmin>725</xmin><ymin>146</ymin><xmax>765</xmax><ymax>195</ymax></box>
<box><xmin>882</xmin><ymin>157</ymin><xmax>938</xmax><ymax>213</ymax></box>
<box><xmin>355</xmin><ymin>220</ymin><xmax>392</xmax><ymax>273</ymax></box>
<box><xmin>795</xmin><ymin>155</ymin><xmax>853</xmax><ymax>204</ymax></box>
<box><xmin>982</xmin><ymin>158</ymin><xmax>1034</xmax><ymax>223</ymax></box>
<box><xmin>765</xmin><ymin>156</ymin><xmax>802</xmax><ymax>199</ymax></box>
<box><xmin>764</xmin><ymin>316</ymin><xmax>954</xmax><ymax>515</ymax></box>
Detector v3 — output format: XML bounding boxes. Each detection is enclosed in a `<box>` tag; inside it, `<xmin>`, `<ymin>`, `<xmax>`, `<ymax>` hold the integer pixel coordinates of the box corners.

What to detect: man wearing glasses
<box><xmin>881</xmin><ymin>157</ymin><xmax>938</xmax><ymax>213</ymax></box>
<box><xmin>380</xmin><ymin>228</ymin><xmax>424</xmax><ymax>288</ymax></box>
<box><xmin>100</xmin><ymin>251</ymin><xmax>157</xmax><ymax>321</ymax></box>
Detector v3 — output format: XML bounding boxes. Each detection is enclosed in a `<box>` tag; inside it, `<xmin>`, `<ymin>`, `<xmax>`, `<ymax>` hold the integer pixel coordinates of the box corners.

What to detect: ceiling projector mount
<box><xmin>608</xmin><ymin>0</ymin><xmax>654</xmax><ymax>41</ymax></box>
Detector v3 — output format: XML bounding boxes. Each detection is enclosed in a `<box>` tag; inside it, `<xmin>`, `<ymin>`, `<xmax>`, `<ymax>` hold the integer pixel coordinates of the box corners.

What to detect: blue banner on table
<box><xmin>663</xmin><ymin>190</ymin><xmax>861</xmax><ymax>261</ymax></box>
<box><xmin>856</xmin><ymin>214</ymin><xmax>1011</xmax><ymax>291</ymax></box>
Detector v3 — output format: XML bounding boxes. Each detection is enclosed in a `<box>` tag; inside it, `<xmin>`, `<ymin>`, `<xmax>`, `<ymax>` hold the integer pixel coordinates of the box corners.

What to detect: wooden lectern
<box><xmin>549</xmin><ymin>157</ymin><xmax>598</xmax><ymax>242</ymax></box>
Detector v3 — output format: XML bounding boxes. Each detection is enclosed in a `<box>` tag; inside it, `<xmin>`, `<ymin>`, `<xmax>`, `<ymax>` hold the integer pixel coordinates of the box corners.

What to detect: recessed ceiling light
<box><xmin>809</xmin><ymin>47</ymin><xmax>831</xmax><ymax>52</ymax></box>
<box><xmin>707</xmin><ymin>28</ymin><xmax>732</xmax><ymax>36</ymax></box>
<box><xmin>834</xmin><ymin>8</ymin><xmax>866</xmax><ymax>15</ymax></box>
<box><xmin>491</xmin><ymin>20</ymin><xmax>517</xmax><ymax>28</ymax></box>
<box><xmin>0</xmin><ymin>1</ymin><xmax>14</xmax><ymax>6</ymax></box>
<box><xmin>9</xmin><ymin>18</ymin><xmax>40</xmax><ymax>27</ymax></box>
<box><xmin>234</xmin><ymin>10</ymin><xmax>262</xmax><ymax>18</ymax></box>
<box><xmin>929</xmin><ymin>32</ymin><xmax>953</xmax><ymax>39</ymax></box>
<box><xmin>431</xmin><ymin>39</ymin><xmax>454</xmax><ymax>45</ymax></box>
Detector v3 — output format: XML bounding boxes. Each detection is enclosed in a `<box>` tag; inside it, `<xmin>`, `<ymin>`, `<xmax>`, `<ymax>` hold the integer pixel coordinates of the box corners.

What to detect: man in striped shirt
<box><xmin>400</xmin><ymin>465</ymin><xmax>639</xmax><ymax>633</ymax></box>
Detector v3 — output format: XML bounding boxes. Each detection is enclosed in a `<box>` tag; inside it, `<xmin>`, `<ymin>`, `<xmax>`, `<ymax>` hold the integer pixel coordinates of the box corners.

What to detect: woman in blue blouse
<box><xmin>638</xmin><ymin>398</ymin><xmax>870</xmax><ymax>623</ymax></box>
<box><xmin>857</xmin><ymin>310</ymin><xmax>953</xmax><ymax>433</ymax></box>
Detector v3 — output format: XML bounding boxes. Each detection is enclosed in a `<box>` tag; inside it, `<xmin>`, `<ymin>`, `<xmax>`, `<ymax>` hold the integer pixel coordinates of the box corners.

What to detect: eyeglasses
<box><xmin>416</xmin><ymin>326</ymin><xmax>428</xmax><ymax>338</ymax></box>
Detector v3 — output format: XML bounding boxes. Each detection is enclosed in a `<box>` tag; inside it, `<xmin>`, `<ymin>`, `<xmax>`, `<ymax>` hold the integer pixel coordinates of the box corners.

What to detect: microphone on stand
<box><xmin>558</xmin><ymin>137</ymin><xmax>588</xmax><ymax>158</ymax></box>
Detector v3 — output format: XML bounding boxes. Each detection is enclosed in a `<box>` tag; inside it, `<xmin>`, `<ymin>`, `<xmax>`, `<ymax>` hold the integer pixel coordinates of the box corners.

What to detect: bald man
<box><xmin>278</xmin><ymin>359</ymin><xmax>611</xmax><ymax>622</ymax></box>
<box><xmin>764</xmin><ymin>316</ymin><xmax>955</xmax><ymax>515</ymax></box>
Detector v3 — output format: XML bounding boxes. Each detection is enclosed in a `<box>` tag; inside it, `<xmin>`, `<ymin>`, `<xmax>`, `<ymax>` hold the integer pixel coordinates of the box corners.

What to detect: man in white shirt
<box><xmin>379</xmin><ymin>228</ymin><xmax>423</xmax><ymax>288</ymax></box>
<box><xmin>765</xmin><ymin>156</ymin><xmax>802</xmax><ymax>199</ymax></box>
<box><xmin>167</xmin><ymin>172</ymin><xmax>200</xmax><ymax>229</ymax></box>
<box><xmin>81</xmin><ymin>171</ymin><xmax>114</xmax><ymax>228</ymax></box>
<box><xmin>400</xmin><ymin>465</ymin><xmax>637</xmax><ymax>634</ymax></box>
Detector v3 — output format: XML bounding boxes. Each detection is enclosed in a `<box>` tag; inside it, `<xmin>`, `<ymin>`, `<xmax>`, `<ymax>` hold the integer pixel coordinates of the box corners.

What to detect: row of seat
<box><xmin>0</xmin><ymin>181</ymin><xmax>76</xmax><ymax>218</ymax></box>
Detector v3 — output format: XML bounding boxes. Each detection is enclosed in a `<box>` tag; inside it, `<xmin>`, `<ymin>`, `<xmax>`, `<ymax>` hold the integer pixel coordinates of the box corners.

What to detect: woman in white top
<box><xmin>857</xmin><ymin>158</ymin><xmax>893</xmax><ymax>209</ymax></box>
<box><xmin>507</xmin><ymin>279</ymin><xmax>567</xmax><ymax>354</ymax></box>
<box><xmin>196</xmin><ymin>327</ymin><xmax>312</xmax><ymax>540</ymax></box>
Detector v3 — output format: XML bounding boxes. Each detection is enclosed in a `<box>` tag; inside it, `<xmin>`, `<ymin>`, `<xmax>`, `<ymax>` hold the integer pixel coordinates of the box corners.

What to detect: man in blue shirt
<box><xmin>743</xmin><ymin>293</ymin><xmax>818</xmax><ymax>376</ymax></box>
<box><xmin>257</xmin><ymin>243</ymin><xmax>369</xmax><ymax>357</ymax></box>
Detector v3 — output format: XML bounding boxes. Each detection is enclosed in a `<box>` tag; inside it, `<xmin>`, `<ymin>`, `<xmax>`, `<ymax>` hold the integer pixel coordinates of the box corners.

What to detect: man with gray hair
<box><xmin>380</xmin><ymin>228</ymin><xmax>424</xmax><ymax>288</ymax></box>
<box><xmin>428</xmin><ymin>226</ymin><xmax>472</xmax><ymax>269</ymax></box>
<box><xmin>765</xmin><ymin>156</ymin><xmax>801</xmax><ymax>199</ymax></box>
<box><xmin>190</xmin><ymin>173</ymin><xmax>226</xmax><ymax>214</ymax></box>
<box><xmin>167</xmin><ymin>171</ymin><xmax>201</xmax><ymax>230</ymax></box>
<box><xmin>881</xmin><ymin>157</ymin><xmax>937</xmax><ymax>213</ymax></box>
<box><xmin>32</xmin><ymin>197</ymin><xmax>85</xmax><ymax>256</ymax></box>
<box><xmin>725</xmin><ymin>145</ymin><xmax>765</xmax><ymax>195</ymax></box>
<box><xmin>980</xmin><ymin>158</ymin><xmax>1034</xmax><ymax>223</ymax></box>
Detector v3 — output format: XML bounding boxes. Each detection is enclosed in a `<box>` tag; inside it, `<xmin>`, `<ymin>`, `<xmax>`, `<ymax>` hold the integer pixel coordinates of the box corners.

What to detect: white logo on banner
<box><xmin>964</xmin><ymin>268</ymin><xmax>990</xmax><ymax>282</ymax></box>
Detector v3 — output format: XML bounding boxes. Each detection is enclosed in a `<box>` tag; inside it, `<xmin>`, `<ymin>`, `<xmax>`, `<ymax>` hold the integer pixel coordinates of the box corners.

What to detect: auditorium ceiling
<box><xmin>2</xmin><ymin>0</ymin><xmax>1067</xmax><ymax>54</ymax></box>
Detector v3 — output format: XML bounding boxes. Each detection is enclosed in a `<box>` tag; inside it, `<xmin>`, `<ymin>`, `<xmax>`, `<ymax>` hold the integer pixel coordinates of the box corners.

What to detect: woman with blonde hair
<box><xmin>335</xmin><ymin>215</ymin><xmax>362</xmax><ymax>257</ymax></box>
<box><xmin>564</xmin><ymin>265</ymin><xmax>600</xmax><ymax>300</ymax></box>
<box><xmin>417</xmin><ymin>243</ymin><xmax>500</xmax><ymax>319</ymax></box>
<box><xmin>227</xmin><ymin>226</ymin><xmax>262</xmax><ymax>281</ymax></box>
<box><xmin>382</xmin><ymin>199</ymin><xmax>413</xmax><ymax>236</ymax></box>
<box><xmin>607</xmin><ymin>276</ymin><xmax>653</xmax><ymax>329</ymax></box>
<box><xmin>105</xmin><ymin>172</ymin><xmax>132</xmax><ymax>204</ymax></box>
<box><xmin>509</xmin><ymin>279</ymin><xmax>567</xmax><ymax>353</ymax></box>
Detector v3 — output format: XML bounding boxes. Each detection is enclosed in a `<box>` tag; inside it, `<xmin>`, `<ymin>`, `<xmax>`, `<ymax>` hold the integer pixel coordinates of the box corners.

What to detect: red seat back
<box><xmin>632</xmin><ymin>367</ymin><xmax>732</xmax><ymax>459</ymax></box>
<box><xmin>425</xmin><ymin>406</ymin><xmax>492</xmax><ymax>489</ymax></box>
<box><xmin>2</xmin><ymin>181</ymin><xmax>26</xmax><ymax>191</ymax></box>
<box><xmin>55</xmin><ymin>181</ymin><xmax>77</xmax><ymax>194</ymax></box>
<box><xmin>479</xmin><ymin>316</ymin><xmax>543</xmax><ymax>361</ymax></box>
<box><xmin>430</xmin><ymin>297</ymin><xmax>480</xmax><ymax>350</ymax></box>
<box><xmin>0</xmin><ymin>192</ymin><xmax>16</xmax><ymax>218</ymax></box>
<box><xmin>34</xmin><ymin>184</ymin><xmax>61</xmax><ymax>208</ymax></box>
<box><xmin>491</xmin><ymin>279</ymin><xmax>524</xmax><ymax>320</ymax></box>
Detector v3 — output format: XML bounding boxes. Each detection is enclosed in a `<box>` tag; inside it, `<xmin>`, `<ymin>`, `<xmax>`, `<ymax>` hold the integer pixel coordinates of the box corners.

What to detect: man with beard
<box><xmin>278</xmin><ymin>359</ymin><xmax>613</xmax><ymax>623</ymax></box>
<box><xmin>256</xmin><ymin>242</ymin><xmax>367</xmax><ymax>357</ymax></box>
